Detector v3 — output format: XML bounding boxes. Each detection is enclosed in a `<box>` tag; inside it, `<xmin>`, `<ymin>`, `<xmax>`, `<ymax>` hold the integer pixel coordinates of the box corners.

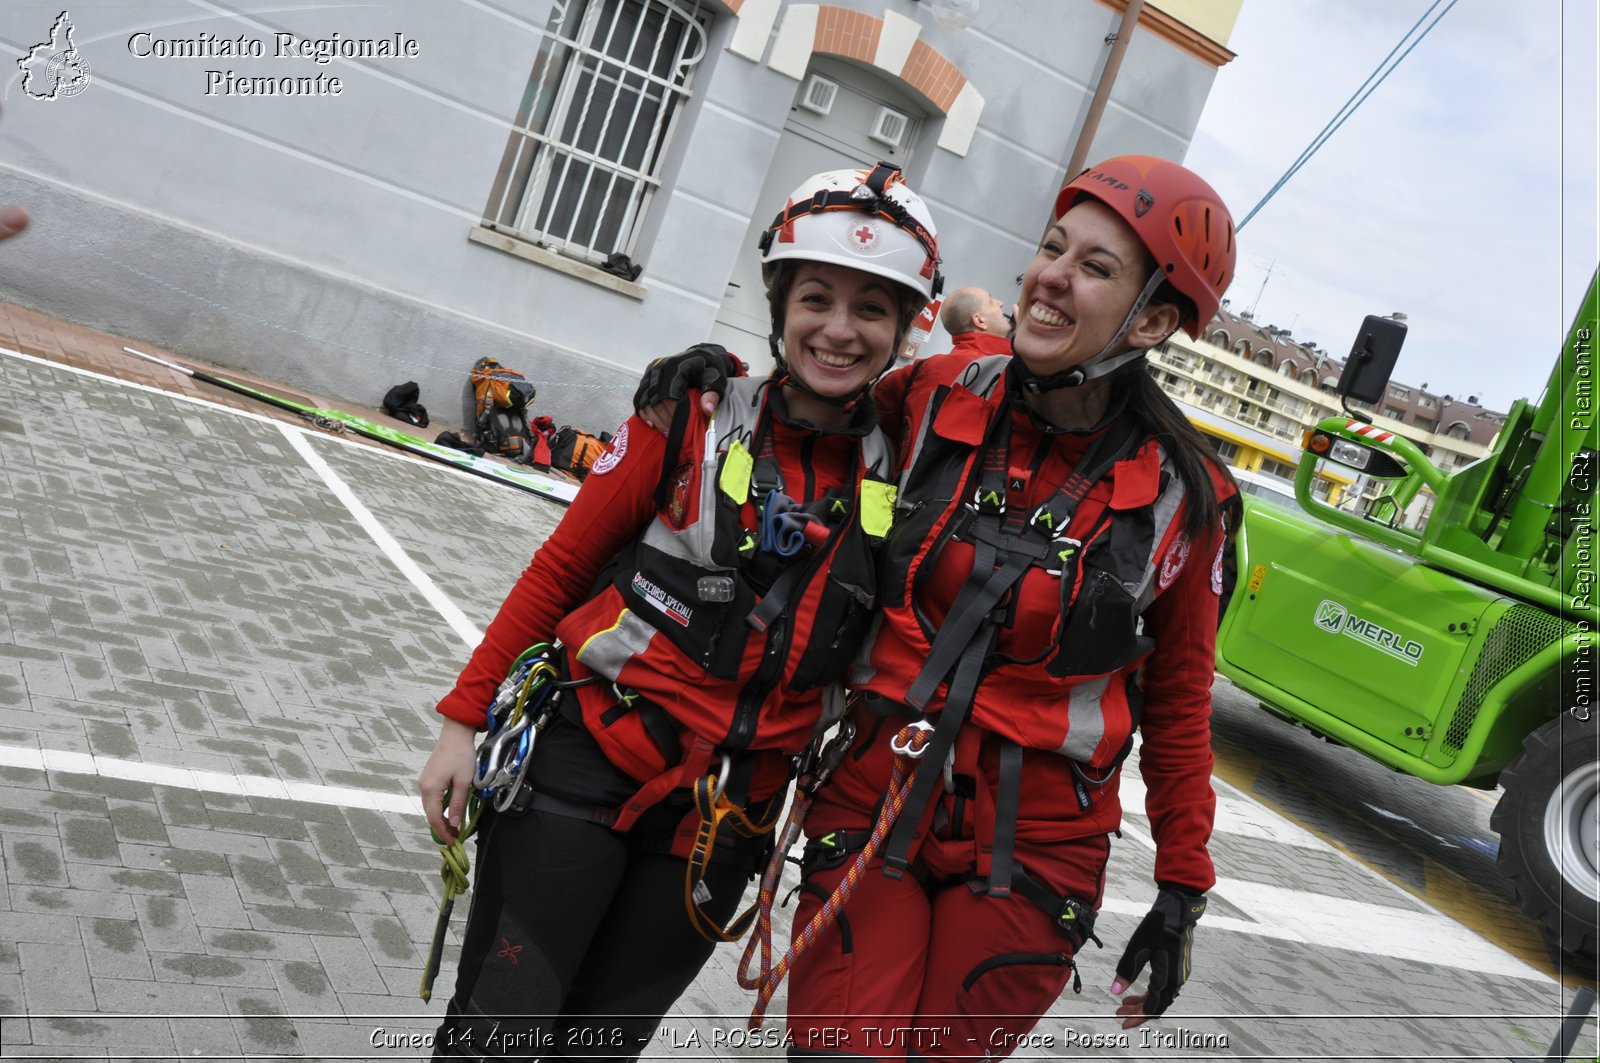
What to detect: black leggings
<box><xmin>433</xmin><ymin>721</ymin><xmax>758</xmax><ymax>1061</ymax></box>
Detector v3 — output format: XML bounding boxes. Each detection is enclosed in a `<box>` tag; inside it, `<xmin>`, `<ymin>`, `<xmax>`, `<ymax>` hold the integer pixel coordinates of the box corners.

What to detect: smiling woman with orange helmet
<box><xmin>782</xmin><ymin>155</ymin><xmax>1239</xmax><ymax>1059</ymax></box>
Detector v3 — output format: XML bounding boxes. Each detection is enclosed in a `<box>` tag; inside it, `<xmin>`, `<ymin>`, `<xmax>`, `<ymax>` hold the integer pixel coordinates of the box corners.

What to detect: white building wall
<box><xmin>0</xmin><ymin>0</ymin><xmax>1231</xmax><ymax>434</ymax></box>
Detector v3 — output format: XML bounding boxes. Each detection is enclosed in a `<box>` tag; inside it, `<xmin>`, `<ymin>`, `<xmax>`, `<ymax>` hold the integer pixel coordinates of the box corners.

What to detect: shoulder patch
<box><xmin>590</xmin><ymin>422</ymin><xmax>628</xmax><ymax>476</ymax></box>
<box><xmin>1158</xmin><ymin>533</ymin><xmax>1191</xmax><ymax>591</ymax></box>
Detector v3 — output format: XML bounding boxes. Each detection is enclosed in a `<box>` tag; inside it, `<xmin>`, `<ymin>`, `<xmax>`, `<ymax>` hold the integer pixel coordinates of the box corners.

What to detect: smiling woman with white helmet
<box><xmin>418</xmin><ymin>163</ymin><xmax>939</xmax><ymax>1060</ymax></box>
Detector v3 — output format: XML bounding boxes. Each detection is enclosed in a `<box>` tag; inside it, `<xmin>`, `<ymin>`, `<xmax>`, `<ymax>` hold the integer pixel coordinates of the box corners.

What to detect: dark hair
<box><xmin>764</xmin><ymin>260</ymin><xmax>925</xmax><ymax>359</ymax></box>
<box><xmin>1119</xmin><ymin>277</ymin><xmax>1237</xmax><ymax>541</ymax></box>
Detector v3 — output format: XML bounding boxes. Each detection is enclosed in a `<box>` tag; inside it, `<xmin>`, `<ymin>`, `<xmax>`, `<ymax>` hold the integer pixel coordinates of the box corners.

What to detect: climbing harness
<box><xmin>737</xmin><ymin>717</ymin><xmax>932</xmax><ymax>1028</ymax></box>
<box><xmin>472</xmin><ymin>644</ymin><xmax>564</xmax><ymax>814</ymax></box>
<box><xmin>682</xmin><ymin>753</ymin><xmax>784</xmax><ymax>943</ymax></box>
<box><xmin>418</xmin><ymin>643</ymin><xmax>563</xmax><ymax>1001</ymax></box>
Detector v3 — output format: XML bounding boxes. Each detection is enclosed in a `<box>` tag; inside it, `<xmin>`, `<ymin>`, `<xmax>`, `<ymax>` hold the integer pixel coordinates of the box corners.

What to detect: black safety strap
<box><xmin>967</xmin><ymin>863</ymin><xmax>1102</xmax><ymax>953</ymax></box>
<box><xmin>880</xmin><ymin>408</ymin><xmax>1146</xmax><ymax>880</ymax></box>
<box><xmin>529</xmin><ymin>790</ymin><xmax>620</xmax><ymax>828</ymax></box>
<box><xmin>653</xmin><ymin>394</ymin><xmax>695</xmax><ymax>512</ymax></box>
<box><xmin>989</xmin><ymin>740</ymin><xmax>1024</xmax><ymax>897</ymax></box>
<box><xmin>599</xmin><ymin>690</ymin><xmax>683</xmax><ymax>766</ymax></box>
<box><xmin>880</xmin><ymin>622</ymin><xmax>996</xmax><ymax>881</ymax></box>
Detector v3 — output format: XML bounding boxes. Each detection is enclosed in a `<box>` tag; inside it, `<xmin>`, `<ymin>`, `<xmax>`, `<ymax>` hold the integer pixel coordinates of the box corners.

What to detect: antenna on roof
<box><xmin>1248</xmin><ymin>257</ymin><xmax>1283</xmax><ymax>320</ymax></box>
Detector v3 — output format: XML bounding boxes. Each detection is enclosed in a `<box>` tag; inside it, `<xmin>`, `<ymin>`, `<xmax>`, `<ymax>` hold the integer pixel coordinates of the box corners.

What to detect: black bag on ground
<box><xmin>434</xmin><ymin>430</ymin><xmax>485</xmax><ymax>456</ymax></box>
<box><xmin>382</xmin><ymin>381</ymin><xmax>430</xmax><ymax>428</ymax></box>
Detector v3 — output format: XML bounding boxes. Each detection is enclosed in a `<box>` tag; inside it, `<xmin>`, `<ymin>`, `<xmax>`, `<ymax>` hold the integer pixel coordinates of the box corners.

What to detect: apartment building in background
<box><xmin>1152</xmin><ymin>302</ymin><xmax>1508</xmax><ymax>526</ymax></box>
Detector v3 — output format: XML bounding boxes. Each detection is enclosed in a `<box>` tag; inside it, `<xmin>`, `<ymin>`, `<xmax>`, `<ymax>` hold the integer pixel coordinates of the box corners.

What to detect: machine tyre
<box><xmin>1492</xmin><ymin>711</ymin><xmax>1600</xmax><ymax>970</ymax></box>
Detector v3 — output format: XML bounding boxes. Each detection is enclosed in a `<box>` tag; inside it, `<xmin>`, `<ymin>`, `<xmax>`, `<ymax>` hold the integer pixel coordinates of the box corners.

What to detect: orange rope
<box><xmin>738</xmin><ymin>723</ymin><xmax>933</xmax><ymax>1029</ymax></box>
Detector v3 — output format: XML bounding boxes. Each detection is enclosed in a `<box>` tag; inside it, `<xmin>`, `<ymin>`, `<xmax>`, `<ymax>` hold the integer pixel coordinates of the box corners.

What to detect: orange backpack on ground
<box><xmin>469</xmin><ymin>357</ymin><xmax>537</xmax><ymax>462</ymax></box>
<box><xmin>548</xmin><ymin>425</ymin><xmax>610</xmax><ymax>480</ymax></box>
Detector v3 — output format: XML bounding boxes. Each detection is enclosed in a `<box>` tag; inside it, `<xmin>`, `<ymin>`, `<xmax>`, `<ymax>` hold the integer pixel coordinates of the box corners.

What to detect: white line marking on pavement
<box><xmin>1117</xmin><ymin>755</ymin><xmax>1553</xmax><ymax>984</ymax></box>
<box><xmin>277</xmin><ymin>423</ymin><xmax>483</xmax><ymax>650</ymax></box>
<box><xmin>1121</xmin><ymin>772</ymin><xmax>1331</xmax><ymax>849</ymax></box>
<box><xmin>0</xmin><ymin>743</ymin><xmax>422</xmax><ymax>816</ymax></box>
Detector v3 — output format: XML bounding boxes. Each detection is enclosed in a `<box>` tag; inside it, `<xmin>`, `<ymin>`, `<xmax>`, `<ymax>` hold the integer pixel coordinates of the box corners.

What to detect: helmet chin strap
<box><xmin>1015</xmin><ymin>270</ymin><xmax>1167</xmax><ymax>394</ymax></box>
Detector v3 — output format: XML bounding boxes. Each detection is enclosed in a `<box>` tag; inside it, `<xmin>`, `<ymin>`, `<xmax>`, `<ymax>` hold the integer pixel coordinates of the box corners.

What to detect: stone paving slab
<box><xmin>0</xmin><ymin>309</ymin><xmax>1594</xmax><ymax>1061</ymax></box>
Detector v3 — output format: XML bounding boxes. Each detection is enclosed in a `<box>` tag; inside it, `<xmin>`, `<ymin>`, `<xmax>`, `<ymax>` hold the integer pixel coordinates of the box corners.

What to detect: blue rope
<box><xmin>1236</xmin><ymin>0</ymin><xmax>1460</xmax><ymax>233</ymax></box>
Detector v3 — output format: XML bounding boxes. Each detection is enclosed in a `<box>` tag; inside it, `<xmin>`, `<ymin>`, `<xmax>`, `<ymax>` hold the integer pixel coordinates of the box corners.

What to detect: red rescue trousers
<box><xmin>785</xmin><ymin>821</ymin><xmax>1110</xmax><ymax>1063</ymax></box>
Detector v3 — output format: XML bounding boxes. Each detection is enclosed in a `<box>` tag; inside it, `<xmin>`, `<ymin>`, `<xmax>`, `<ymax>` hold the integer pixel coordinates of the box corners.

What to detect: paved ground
<box><xmin>0</xmin><ymin>301</ymin><xmax>1594</xmax><ymax>1061</ymax></box>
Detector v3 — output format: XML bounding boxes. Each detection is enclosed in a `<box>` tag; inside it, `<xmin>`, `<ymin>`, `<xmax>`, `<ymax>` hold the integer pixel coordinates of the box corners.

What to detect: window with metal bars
<box><xmin>483</xmin><ymin>0</ymin><xmax>709</xmax><ymax>270</ymax></box>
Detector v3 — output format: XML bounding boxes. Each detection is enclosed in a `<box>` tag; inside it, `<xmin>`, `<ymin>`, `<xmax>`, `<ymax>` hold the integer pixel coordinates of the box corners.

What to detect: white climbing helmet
<box><xmin>758</xmin><ymin>161</ymin><xmax>943</xmax><ymax>302</ymax></box>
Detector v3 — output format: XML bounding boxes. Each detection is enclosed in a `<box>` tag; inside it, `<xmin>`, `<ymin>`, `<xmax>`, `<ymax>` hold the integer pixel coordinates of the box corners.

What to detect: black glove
<box><xmin>632</xmin><ymin>343</ymin><xmax>744</xmax><ymax>412</ymax></box>
<box><xmin>1112</xmin><ymin>887</ymin><xmax>1206</xmax><ymax>1018</ymax></box>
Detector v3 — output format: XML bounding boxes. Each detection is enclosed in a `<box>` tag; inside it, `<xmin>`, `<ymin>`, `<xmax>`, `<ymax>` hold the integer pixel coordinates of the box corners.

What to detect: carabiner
<box><xmin>710</xmin><ymin>752</ymin><xmax>733</xmax><ymax>804</ymax></box>
<box><xmin>889</xmin><ymin>719</ymin><xmax>936</xmax><ymax>758</ymax></box>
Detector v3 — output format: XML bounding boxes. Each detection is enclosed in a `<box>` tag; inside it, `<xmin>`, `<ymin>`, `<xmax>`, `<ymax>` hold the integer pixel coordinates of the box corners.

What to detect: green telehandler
<box><xmin>1214</xmin><ymin>268</ymin><xmax>1599</xmax><ymax>969</ymax></box>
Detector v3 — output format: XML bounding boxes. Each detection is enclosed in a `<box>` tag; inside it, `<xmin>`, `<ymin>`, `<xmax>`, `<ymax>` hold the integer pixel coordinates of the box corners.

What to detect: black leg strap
<box><xmin>988</xmin><ymin>740</ymin><xmax>1023</xmax><ymax>897</ymax></box>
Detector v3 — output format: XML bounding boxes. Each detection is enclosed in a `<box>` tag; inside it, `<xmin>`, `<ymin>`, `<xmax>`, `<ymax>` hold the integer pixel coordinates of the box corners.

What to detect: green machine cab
<box><xmin>1215</xmin><ymin>268</ymin><xmax>1598</xmax><ymax>967</ymax></box>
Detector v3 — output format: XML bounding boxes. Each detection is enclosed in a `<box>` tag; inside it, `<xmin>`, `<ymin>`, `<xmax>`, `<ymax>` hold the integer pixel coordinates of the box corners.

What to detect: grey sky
<box><xmin>1183</xmin><ymin>0</ymin><xmax>1597</xmax><ymax>413</ymax></box>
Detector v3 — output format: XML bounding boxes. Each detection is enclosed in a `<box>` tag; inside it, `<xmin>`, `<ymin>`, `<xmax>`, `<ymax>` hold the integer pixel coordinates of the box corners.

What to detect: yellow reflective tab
<box><xmin>719</xmin><ymin>440</ymin><xmax>753</xmax><ymax>505</ymax></box>
<box><xmin>831</xmin><ymin>498</ymin><xmax>847</xmax><ymax>515</ymax></box>
<box><xmin>860</xmin><ymin>479</ymin><xmax>897</xmax><ymax>538</ymax></box>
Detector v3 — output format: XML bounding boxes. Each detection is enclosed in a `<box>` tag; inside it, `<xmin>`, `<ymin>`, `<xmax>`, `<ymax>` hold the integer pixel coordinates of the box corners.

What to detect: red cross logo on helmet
<box><xmin>849</xmin><ymin>221</ymin><xmax>882</xmax><ymax>252</ymax></box>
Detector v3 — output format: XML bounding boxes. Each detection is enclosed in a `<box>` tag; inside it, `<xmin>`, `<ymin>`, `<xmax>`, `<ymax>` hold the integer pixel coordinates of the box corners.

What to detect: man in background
<box><xmin>940</xmin><ymin>286</ymin><xmax>1014</xmax><ymax>359</ymax></box>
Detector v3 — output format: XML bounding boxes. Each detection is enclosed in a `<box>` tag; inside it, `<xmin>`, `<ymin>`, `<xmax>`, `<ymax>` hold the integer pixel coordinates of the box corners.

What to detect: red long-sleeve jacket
<box><xmin>435</xmin><ymin>385</ymin><xmax>882</xmax><ymax>797</ymax></box>
<box><xmin>817</xmin><ymin>350</ymin><xmax>1228</xmax><ymax>891</ymax></box>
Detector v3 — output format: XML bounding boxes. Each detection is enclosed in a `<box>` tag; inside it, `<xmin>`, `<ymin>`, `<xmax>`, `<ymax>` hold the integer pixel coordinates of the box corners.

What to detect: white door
<box><xmin>710</xmin><ymin>58</ymin><xmax>925</xmax><ymax>357</ymax></box>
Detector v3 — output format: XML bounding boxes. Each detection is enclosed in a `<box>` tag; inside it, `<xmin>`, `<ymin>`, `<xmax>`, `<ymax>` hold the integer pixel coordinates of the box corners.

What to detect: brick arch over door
<box><xmin>739</xmin><ymin>3</ymin><xmax>984</xmax><ymax>156</ymax></box>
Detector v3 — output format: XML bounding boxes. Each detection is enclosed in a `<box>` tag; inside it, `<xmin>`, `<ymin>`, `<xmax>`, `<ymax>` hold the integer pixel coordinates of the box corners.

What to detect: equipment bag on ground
<box><xmin>470</xmin><ymin>357</ymin><xmax>537</xmax><ymax>463</ymax></box>
<box><xmin>382</xmin><ymin>381</ymin><xmax>430</xmax><ymax>428</ymax></box>
<box><xmin>547</xmin><ymin>425</ymin><xmax>610</xmax><ymax>480</ymax></box>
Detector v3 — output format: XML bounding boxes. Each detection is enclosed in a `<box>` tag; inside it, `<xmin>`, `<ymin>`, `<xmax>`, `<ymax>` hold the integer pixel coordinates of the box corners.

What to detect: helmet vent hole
<box><xmin>1203</xmin><ymin>208</ymin><xmax>1211</xmax><ymax>238</ymax></box>
<box><xmin>1173</xmin><ymin>216</ymin><xmax>1184</xmax><ymax>236</ymax></box>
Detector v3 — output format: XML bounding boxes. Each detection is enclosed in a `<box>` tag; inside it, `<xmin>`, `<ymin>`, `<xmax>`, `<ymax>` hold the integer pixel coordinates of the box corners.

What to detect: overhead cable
<box><xmin>1236</xmin><ymin>0</ymin><xmax>1461</xmax><ymax>232</ymax></box>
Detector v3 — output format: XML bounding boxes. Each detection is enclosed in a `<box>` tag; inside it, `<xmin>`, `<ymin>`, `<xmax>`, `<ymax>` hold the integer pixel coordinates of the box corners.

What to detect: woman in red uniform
<box><xmin>785</xmin><ymin>156</ymin><xmax>1237</xmax><ymax>1060</ymax></box>
<box><xmin>418</xmin><ymin>163</ymin><xmax>941</xmax><ymax>1061</ymax></box>
<box><xmin>638</xmin><ymin>155</ymin><xmax>1237</xmax><ymax>1060</ymax></box>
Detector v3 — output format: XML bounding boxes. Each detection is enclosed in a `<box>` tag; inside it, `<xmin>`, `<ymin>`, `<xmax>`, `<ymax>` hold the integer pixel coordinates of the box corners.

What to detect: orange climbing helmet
<box><xmin>1054</xmin><ymin>155</ymin><xmax>1236</xmax><ymax>338</ymax></box>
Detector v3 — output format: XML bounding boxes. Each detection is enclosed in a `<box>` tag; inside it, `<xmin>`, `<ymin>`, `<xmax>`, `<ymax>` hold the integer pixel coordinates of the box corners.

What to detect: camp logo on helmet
<box><xmin>1134</xmin><ymin>189</ymin><xmax>1154</xmax><ymax>218</ymax></box>
<box><xmin>845</xmin><ymin>219</ymin><xmax>883</xmax><ymax>253</ymax></box>
<box><xmin>1081</xmin><ymin>170</ymin><xmax>1131</xmax><ymax>193</ymax></box>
